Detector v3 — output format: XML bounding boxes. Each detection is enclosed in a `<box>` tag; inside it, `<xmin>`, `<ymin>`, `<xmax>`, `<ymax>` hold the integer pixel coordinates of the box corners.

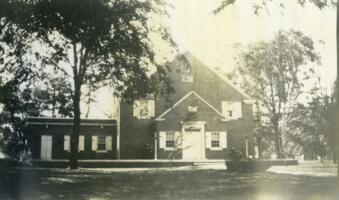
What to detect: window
<box><xmin>222</xmin><ymin>101</ymin><xmax>242</xmax><ymax>120</ymax></box>
<box><xmin>211</xmin><ymin>132</ymin><xmax>220</xmax><ymax>148</ymax></box>
<box><xmin>206</xmin><ymin>131</ymin><xmax>227</xmax><ymax>150</ymax></box>
<box><xmin>166</xmin><ymin>132</ymin><xmax>175</xmax><ymax>148</ymax></box>
<box><xmin>64</xmin><ymin>135</ymin><xmax>85</xmax><ymax>152</ymax></box>
<box><xmin>97</xmin><ymin>136</ymin><xmax>106</xmax><ymax>151</ymax></box>
<box><xmin>181</xmin><ymin>68</ymin><xmax>193</xmax><ymax>82</ymax></box>
<box><xmin>159</xmin><ymin>131</ymin><xmax>181</xmax><ymax>150</ymax></box>
<box><xmin>92</xmin><ymin>136</ymin><xmax>112</xmax><ymax>152</ymax></box>
<box><xmin>133</xmin><ymin>100</ymin><xmax>155</xmax><ymax>119</ymax></box>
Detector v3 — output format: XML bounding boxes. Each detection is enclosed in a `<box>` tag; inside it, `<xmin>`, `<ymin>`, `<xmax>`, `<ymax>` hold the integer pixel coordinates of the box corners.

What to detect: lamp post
<box><xmin>245</xmin><ymin>136</ymin><xmax>249</xmax><ymax>158</ymax></box>
<box><xmin>154</xmin><ymin>132</ymin><xmax>158</xmax><ymax>160</ymax></box>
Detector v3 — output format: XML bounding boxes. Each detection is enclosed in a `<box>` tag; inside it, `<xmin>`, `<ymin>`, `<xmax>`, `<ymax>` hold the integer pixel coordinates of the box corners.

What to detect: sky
<box><xmin>168</xmin><ymin>0</ymin><xmax>337</xmax><ymax>87</ymax></box>
<box><xmin>88</xmin><ymin>0</ymin><xmax>338</xmax><ymax>118</ymax></box>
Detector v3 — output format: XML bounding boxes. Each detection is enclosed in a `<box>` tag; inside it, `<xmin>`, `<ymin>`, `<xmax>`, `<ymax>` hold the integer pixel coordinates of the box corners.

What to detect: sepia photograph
<box><xmin>0</xmin><ymin>0</ymin><xmax>339</xmax><ymax>199</ymax></box>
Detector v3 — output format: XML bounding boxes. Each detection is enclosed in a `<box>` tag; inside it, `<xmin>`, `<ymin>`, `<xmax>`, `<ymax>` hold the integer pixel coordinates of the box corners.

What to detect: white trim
<box><xmin>155</xmin><ymin>91</ymin><xmax>194</xmax><ymax>120</ymax></box>
<box><xmin>164</xmin><ymin>147</ymin><xmax>176</xmax><ymax>151</ymax></box>
<box><xmin>244</xmin><ymin>99</ymin><xmax>255</xmax><ymax>104</ymax></box>
<box><xmin>155</xmin><ymin>91</ymin><xmax>227</xmax><ymax>121</ymax></box>
<box><xmin>210</xmin><ymin>147</ymin><xmax>223</xmax><ymax>151</ymax></box>
<box><xmin>192</xmin><ymin>91</ymin><xmax>224</xmax><ymax>117</ymax></box>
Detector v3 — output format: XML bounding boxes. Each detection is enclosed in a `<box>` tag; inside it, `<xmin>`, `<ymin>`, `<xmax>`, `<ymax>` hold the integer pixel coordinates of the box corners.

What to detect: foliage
<box><xmin>1</xmin><ymin>0</ymin><xmax>176</xmax><ymax>169</ymax></box>
<box><xmin>288</xmin><ymin>88</ymin><xmax>336</xmax><ymax>161</ymax></box>
<box><xmin>227</xmin><ymin>147</ymin><xmax>244</xmax><ymax>161</ymax></box>
<box><xmin>233</xmin><ymin>30</ymin><xmax>320</xmax><ymax>158</ymax></box>
<box><xmin>213</xmin><ymin>0</ymin><xmax>336</xmax><ymax>15</ymax></box>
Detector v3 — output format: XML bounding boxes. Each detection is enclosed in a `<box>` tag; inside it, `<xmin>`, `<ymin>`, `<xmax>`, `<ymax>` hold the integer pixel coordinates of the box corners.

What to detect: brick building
<box><xmin>26</xmin><ymin>52</ymin><xmax>255</xmax><ymax>161</ymax></box>
<box><xmin>120</xmin><ymin>52</ymin><xmax>255</xmax><ymax>160</ymax></box>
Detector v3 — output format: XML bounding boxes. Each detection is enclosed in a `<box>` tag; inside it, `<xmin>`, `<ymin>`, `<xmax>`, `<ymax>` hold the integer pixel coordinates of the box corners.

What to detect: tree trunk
<box><xmin>257</xmin><ymin>136</ymin><xmax>263</xmax><ymax>159</ymax></box>
<box><xmin>52</xmin><ymin>90</ymin><xmax>56</xmax><ymax>117</ymax></box>
<box><xmin>272</xmin><ymin>118</ymin><xmax>282</xmax><ymax>158</ymax></box>
<box><xmin>69</xmin><ymin>80</ymin><xmax>81</xmax><ymax>169</ymax></box>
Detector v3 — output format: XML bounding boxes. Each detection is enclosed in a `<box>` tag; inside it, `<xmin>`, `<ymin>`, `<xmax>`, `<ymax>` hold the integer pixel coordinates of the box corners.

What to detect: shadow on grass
<box><xmin>0</xmin><ymin>168</ymin><xmax>338</xmax><ymax>200</ymax></box>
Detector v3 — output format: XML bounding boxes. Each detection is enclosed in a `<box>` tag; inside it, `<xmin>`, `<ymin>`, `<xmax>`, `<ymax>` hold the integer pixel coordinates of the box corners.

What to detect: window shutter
<box><xmin>221</xmin><ymin>102</ymin><xmax>229</xmax><ymax>119</ymax></box>
<box><xmin>174</xmin><ymin>132</ymin><xmax>181</xmax><ymax>148</ymax></box>
<box><xmin>148</xmin><ymin>100</ymin><xmax>155</xmax><ymax>117</ymax></box>
<box><xmin>92</xmin><ymin>136</ymin><xmax>98</xmax><ymax>151</ymax></box>
<box><xmin>159</xmin><ymin>132</ymin><xmax>166</xmax><ymax>149</ymax></box>
<box><xmin>78</xmin><ymin>135</ymin><xmax>85</xmax><ymax>152</ymax></box>
<box><xmin>205</xmin><ymin>132</ymin><xmax>211</xmax><ymax>149</ymax></box>
<box><xmin>106</xmin><ymin>136</ymin><xmax>112</xmax><ymax>151</ymax></box>
<box><xmin>235</xmin><ymin>102</ymin><xmax>242</xmax><ymax>119</ymax></box>
<box><xmin>221</xmin><ymin>132</ymin><xmax>227</xmax><ymax>148</ymax></box>
<box><xmin>64</xmin><ymin>135</ymin><xmax>70</xmax><ymax>151</ymax></box>
<box><xmin>133</xmin><ymin>101</ymin><xmax>140</xmax><ymax>118</ymax></box>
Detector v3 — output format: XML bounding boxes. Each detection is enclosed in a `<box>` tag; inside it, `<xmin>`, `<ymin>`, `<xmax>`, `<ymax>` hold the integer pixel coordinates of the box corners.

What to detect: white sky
<box><xmin>89</xmin><ymin>0</ymin><xmax>338</xmax><ymax>118</ymax></box>
<box><xmin>168</xmin><ymin>0</ymin><xmax>337</xmax><ymax>88</ymax></box>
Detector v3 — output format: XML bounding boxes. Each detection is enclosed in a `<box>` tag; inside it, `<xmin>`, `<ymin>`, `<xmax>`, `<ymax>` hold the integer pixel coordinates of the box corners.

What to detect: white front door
<box><xmin>182</xmin><ymin>124</ymin><xmax>205</xmax><ymax>160</ymax></box>
<box><xmin>41</xmin><ymin>135</ymin><xmax>52</xmax><ymax>160</ymax></box>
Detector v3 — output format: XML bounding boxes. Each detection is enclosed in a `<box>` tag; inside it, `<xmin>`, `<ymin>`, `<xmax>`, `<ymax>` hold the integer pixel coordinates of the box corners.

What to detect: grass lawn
<box><xmin>0</xmin><ymin>168</ymin><xmax>338</xmax><ymax>200</ymax></box>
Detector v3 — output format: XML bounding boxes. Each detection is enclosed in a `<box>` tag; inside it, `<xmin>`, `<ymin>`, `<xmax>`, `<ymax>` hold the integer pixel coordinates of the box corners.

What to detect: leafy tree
<box><xmin>289</xmin><ymin>88</ymin><xmax>336</xmax><ymax>162</ymax></box>
<box><xmin>42</xmin><ymin>75</ymin><xmax>74</xmax><ymax>118</ymax></box>
<box><xmin>215</xmin><ymin>0</ymin><xmax>339</xmax><ymax>176</ymax></box>
<box><xmin>0</xmin><ymin>14</ymin><xmax>38</xmax><ymax>160</ymax></box>
<box><xmin>233</xmin><ymin>30</ymin><xmax>320</xmax><ymax>158</ymax></box>
<box><xmin>1</xmin><ymin>0</ymin><xmax>175</xmax><ymax>169</ymax></box>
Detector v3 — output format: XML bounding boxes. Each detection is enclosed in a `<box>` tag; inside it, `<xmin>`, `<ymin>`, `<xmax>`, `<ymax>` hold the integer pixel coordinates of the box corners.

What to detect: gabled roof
<box><xmin>155</xmin><ymin>90</ymin><xmax>226</xmax><ymax>121</ymax></box>
<box><xmin>182</xmin><ymin>52</ymin><xmax>253</xmax><ymax>100</ymax></box>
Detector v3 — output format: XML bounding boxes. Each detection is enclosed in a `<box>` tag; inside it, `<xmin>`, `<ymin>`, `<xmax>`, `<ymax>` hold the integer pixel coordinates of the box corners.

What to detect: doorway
<box><xmin>182</xmin><ymin>123</ymin><xmax>205</xmax><ymax>160</ymax></box>
<box><xmin>41</xmin><ymin>135</ymin><xmax>52</xmax><ymax>160</ymax></box>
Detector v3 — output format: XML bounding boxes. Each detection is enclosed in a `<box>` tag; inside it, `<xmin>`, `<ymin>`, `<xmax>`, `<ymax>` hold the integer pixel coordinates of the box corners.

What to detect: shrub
<box><xmin>227</xmin><ymin>147</ymin><xmax>243</xmax><ymax>161</ymax></box>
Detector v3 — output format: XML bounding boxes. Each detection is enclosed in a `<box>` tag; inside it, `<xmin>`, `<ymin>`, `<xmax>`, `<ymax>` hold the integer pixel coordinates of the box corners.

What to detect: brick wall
<box><xmin>25</xmin><ymin>119</ymin><xmax>117</xmax><ymax>160</ymax></box>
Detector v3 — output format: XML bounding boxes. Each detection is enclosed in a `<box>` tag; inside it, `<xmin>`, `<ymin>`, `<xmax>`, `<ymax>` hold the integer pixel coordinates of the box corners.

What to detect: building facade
<box><xmin>120</xmin><ymin>52</ymin><xmax>255</xmax><ymax>160</ymax></box>
<box><xmin>26</xmin><ymin>118</ymin><xmax>117</xmax><ymax>160</ymax></box>
<box><xmin>26</xmin><ymin>52</ymin><xmax>255</xmax><ymax>161</ymax></box>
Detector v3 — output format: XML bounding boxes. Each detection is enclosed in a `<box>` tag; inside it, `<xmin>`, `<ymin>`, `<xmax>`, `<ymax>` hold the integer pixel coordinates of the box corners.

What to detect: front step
<box><xmin>193</xmin><ymin>161</ymin><xmax>226</xmax><ymax>169</ymax></box>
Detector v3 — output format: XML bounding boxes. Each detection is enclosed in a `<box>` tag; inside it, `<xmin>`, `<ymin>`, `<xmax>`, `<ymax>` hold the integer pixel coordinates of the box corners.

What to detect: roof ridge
<box><xmin>182</xmin><ymin>52</ymin><xmax>253</xmax><ymax>100</ymax></box>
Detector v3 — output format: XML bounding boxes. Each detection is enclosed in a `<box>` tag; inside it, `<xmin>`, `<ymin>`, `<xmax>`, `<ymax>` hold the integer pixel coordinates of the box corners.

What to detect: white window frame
<box><xmin>96</xmin><ymin>136</ymin><xmax>107</xmax><ymax>152</ymax></box>
<box><xmin>221</xmin><ymin>101</ymin><xmax>242</xmax><ymax>120</ymax></box>
<box><xmin>210</xmin><ymin>132</ymin><xmax>222</xmax><ymax>151</ymax></box>
<box><xmin>165</xmin><ymin>132</ymin><xmax>176</xmax><ymax>150</ymax></box>
<box><xmin>181</xmin><ymin>66</ymin><xmax>194</xmax><ymax>82</ymax></box>
<box><xmin>206</xmin><ymin>131</ymin><xmax>227</xmax><ymax>151</ymax></box>
<box><xmin>92</xmin><ymin>135</ymin><xmax>112</xmax><ymax>153</ymax></box>
<box><xmin>133</xmin><ymin>100</ymin><xmax>155</xmax><ymax>119</ymax></box>
<box><xmin>211</xmin><ymin>132</ymin><xmax>222</xmax><ymax>150</ymax></box>
<box><xmin>182</xmin><ymin>73</ymin><xmax>194</xmax><ymax>82</ymax></box>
